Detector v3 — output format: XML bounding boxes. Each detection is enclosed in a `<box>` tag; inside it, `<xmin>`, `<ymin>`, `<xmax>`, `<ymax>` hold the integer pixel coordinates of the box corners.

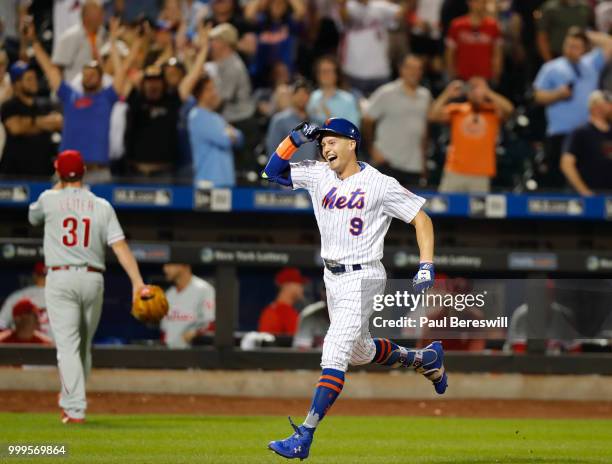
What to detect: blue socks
<box><xmin>303</xmin><ymin>368</ymin><xmax>344</xmax><ymax>429</ymax></box>
<box><xmin>372</xmin><ymin>338</ymin><xmax>436</xmax><ymax>368</ymax></box>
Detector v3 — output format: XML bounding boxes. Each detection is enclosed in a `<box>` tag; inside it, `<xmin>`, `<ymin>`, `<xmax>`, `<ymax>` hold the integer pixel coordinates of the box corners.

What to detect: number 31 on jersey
<box><xmin>62</xmin><ymin>216</ymin><xmax>91</xmax><ymax>247</ymax></box>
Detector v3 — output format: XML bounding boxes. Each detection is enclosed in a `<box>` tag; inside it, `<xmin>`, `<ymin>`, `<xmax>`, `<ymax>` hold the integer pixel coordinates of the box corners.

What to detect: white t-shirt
<box><xmin>341</xmin><ymin>0</ymin><xmax>400</xmax><ymax>80</ymax></box>
<box><xmin>291</xmin><ymin>161</ymin><xmax>425</xmax><ymax>264</ymax></box>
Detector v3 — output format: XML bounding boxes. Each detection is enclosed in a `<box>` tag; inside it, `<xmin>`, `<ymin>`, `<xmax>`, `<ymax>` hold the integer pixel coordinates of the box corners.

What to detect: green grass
<box><xmin>0</xmin><ymin>413</ymin><xmax>610</xmax><ymax>463</ymax></box>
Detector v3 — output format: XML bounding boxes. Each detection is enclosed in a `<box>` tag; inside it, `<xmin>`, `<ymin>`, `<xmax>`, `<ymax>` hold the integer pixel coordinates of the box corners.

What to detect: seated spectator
<box><xmin>536</xmin><ymin>0</ymin><xmax>593</xmax><ymax>62</ymax></box>
<box><xmin>0</xmin><ymin>299</ymin><xmax>52</xmax><ymax>345</ymax></box>
<box><xmin>445</xmin><ymin>0</ymin><xmax>502</xmax><ymax>83</ymax></box>
<box><xmin>293</xmin><ymin>286</ymin><xmax>328</xmax><ymax>349</ymax></box>
<box><xmin>188</xmin><ymin>75</ymin><xmax>243</xmax><ymax>187</ymax></box>
<box><xmin>429</xmin><ymin>77</ymin><xmax>514</xmax><ymax>193</ymax></box>
<box><xmin>266</xmin><ymin>79</ymin><xmax>317</xmax><ymax>162</ymax></box>
<box><xmin>0</xmin><ymin>262</ymin><xmax>49</xmax><ymax>338</ymax></box>
<box><xmin>0</xmin><ymin>61</ymin><xmax>63</xmax><ymax>178</ymax></box>
<box><xmin>27</xmin><ymin>19</ymin><xmax>128</xmax><ymax>183</ymax></box>
<box><xmin>337</xmin><ymin>0</ymin><xmax>405</xmax><ymax>96</ymax></box>
<box><xmin>160</xmin><ymin>263</ymin><xmax>215</xmax><ymax>349</ymax></box>
<box><xmin>307</xmin><ymin>55</ymin><xmax>360</xmax><ymax>127</ymax></box>
<box><xmin>560</xmin><ymin>90</ymin><xmax>612</xmax><ymax>195</ymax></box>
<box><xmin>363</xmin><ymin>55</ymin><xmax>431</xmax><ymax>187</ymax></box>
<box><xmin>534</xmin><ymin>28</ymin><xmax>612</xmax><ymax>188</ymax></box>
<box><xmin>245</xmin><ymin>0</ymin><xmax>306</xmax><ymax>86</ymax></box>
<box><xmin>258</xmin><ymin>267</ymin><xmax>308</xmax><ymax>336</ymax></box>
<box><xmin>52</xmin><ymin>0</ymin><xmax>106</xmax><ymax>82</ymax></box>
<box><xmin>204</xmin><ymin>0</ymin><xmax>258</xmax><ymax>59</ymax></box>
<box><xmin>124</xmin><ymin>66</ymin><xmax>181</xmax><ymax>178</ymax></box>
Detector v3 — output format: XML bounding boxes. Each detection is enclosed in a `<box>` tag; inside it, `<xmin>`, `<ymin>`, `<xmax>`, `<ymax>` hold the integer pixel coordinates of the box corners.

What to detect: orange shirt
<box><xmin>444</xmin><ymin>102</ymin><xmax>500</xmax><ymax>177</ymax></box>
<box><xmin>258</xmin><ymin>301</ymin><xmax>299</xmax><ymax>336</ymax></box>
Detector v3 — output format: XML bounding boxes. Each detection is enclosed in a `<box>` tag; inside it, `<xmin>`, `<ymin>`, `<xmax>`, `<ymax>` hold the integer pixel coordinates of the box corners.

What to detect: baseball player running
<box><xmin>262</xmin><ymin>118</ymin><xmax>446</xmax><ymax>460</ymax></box>
<box><xmin>28</xmin><ymin>150</ymin><xmax>146</xmax><ymax>423</ymax></box>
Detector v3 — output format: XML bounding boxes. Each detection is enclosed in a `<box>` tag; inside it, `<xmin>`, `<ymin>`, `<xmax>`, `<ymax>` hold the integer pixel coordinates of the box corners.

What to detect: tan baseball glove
<box><xmin>131</xmin><ymin>285</ymin><xmax>169</xmax><ymax>323</ymax></box>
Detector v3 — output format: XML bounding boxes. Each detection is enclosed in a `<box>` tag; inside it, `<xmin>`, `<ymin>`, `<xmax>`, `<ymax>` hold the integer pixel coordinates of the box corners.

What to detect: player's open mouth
<box><xmin>327</xmin><ymin>154</ymin><xmax>338</xmax><ymax>163</ymax></box>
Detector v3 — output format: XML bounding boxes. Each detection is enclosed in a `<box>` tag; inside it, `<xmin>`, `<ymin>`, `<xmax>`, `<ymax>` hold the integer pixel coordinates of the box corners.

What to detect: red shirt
<box><xmin>0</xmin><ymin>329</ymin><xmax>52</xmax><ymax>344</ymax></box>
<box><xmin>446</xmin><ymin>15</ymin><xmax>501</xmax><ymax>80</ymax></box>
<box><xmin>258</xmin><ymin>302</ymin><xmax>299</xmax><ymax>336</ymax></box>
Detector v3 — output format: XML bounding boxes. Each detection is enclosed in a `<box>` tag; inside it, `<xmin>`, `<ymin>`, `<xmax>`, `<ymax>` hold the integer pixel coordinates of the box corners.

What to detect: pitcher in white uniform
<box><xmin>262</xmin><ymin>118</ymin><xmax>447</xmax><ymax>460</ymax></box>
<box><xmin>28</xmin><ymin>150</ymin><xmax>146</xmax><ymax>423</ymax></box>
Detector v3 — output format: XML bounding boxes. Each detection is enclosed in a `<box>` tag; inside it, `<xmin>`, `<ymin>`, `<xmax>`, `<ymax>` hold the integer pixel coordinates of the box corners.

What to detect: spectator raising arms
<box><xmin>27</xmin><ymin>17</ymin><xmax>130</xmax><ymax>183</ymax></box>
<box><xmin>429</xmin><ymin>77</ymin><xmax>514</xmax><ymax>193</ymax></box>
<box><xmin>445</xmin><ymin>0</ymin><xmax>502</xmax><ymax>83</ymax></box>
<box><xmin>0</xmin><ymin>61</ymin><xmax>63</xmax><ymax>178</ymax></box>
<box><xmin>246</xmin><ymin>0</ymin><xmax>306</xmax><ymax>86</ymax></box>
<box><xmin>561</xmin><ymin>90</ymin><xmax>612</xmax><ymax>196</ymax></box>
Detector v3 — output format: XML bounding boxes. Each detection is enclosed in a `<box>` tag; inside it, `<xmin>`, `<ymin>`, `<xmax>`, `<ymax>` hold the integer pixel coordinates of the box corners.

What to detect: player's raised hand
<box><xmin>290</xmin><ymin>122</ymin><xmax>320</xmax><ymax>147</ymax></box>
<box><xmin>413</xmin><ymin>262</ymin><xmax>435</xmax><ymax>293</ymax></box>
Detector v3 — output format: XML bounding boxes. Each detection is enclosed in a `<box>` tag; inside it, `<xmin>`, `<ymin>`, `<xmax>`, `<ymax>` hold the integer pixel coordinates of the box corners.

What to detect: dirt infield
<box><xmin>1</xmin><ymin>391</ymin><xmax>611</xmax><ymax>419</ymax></box>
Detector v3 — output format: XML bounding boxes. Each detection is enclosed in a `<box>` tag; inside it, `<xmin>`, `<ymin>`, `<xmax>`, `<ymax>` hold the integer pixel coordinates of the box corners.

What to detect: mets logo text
<box><xmin>322</xmin><ymin>188</ymin><xmax>365</xmax><ymax>209</ymax></box>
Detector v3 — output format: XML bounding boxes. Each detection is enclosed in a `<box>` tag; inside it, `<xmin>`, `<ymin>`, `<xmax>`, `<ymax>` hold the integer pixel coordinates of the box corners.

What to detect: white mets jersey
<box><xmin>28</xmin><ymin>188</ymin><xmax>125</xmax><ymax>270</ymax></box>
<box><xmin>160</xmin><ymin>276</ymin><xmax>216</xmax><ymax>348</ymax></box>
<box><xmin>291</xmin><ymin>161</ymin><xmax>425</xmax><ymax>264</ymax></box>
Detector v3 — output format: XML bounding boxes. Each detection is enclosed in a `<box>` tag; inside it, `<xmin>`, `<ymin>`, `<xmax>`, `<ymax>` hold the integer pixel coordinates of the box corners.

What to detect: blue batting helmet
<box><xmin>317</xmin><ymin>118</ymin><xmax>361</xmax><ymax>153</ymax></box>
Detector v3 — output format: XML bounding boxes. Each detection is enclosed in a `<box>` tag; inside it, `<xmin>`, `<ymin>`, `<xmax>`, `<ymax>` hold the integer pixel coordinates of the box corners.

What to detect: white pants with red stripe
<box><xmin>321</xmin><ymin>261</ymin><xmax>387</xmax><ymax>371</ymax></box>
<box><xmin>45</xmin><ymin>269</ymin><xmax>104</xmax><ymax>419</ymax></box>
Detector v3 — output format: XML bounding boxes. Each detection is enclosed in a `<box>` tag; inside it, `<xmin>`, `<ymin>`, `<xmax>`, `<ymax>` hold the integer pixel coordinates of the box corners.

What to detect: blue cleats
<box><xmin>415</xmin><ymin>341</ymin><xmax>448</xmax><ymax>394</ymax></box>
<box><xmin>268</xmin><ymin>417</ymin><xmax>314</xmax><ymax>460</ymax></box>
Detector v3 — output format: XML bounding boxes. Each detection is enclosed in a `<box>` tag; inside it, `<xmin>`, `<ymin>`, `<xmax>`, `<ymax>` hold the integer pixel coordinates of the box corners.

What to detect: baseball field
<box><xmin>1</xmin><ymin>392</ymin><xmax>611</xmax><ymax>463</ymax></box>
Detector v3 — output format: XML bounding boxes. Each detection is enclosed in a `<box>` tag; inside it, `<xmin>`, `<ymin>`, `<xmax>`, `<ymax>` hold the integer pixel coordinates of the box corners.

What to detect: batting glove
<box><xmin>290</xmin><ymin>122</ymin><xmax>319</xmax><ymax>147</ymax></box>
<box><xmin>413</xmin><ymin>262</ymin><xmax>435</xmax><ymax>293</ymax></box>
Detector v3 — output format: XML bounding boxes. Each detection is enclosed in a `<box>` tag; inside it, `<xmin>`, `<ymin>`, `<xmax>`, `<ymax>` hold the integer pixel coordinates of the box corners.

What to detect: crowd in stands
<box><xmin>1</xmin><ymin>0</ymin><xmax>612</xmax><ymax>193</ymax></box>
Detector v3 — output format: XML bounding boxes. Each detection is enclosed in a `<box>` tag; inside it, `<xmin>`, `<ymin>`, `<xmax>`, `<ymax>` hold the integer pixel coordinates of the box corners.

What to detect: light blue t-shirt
<box><xmin>188</xmin><ymin>106</ymin><xmax>242</xmax><ymax>187</ymax></box>
<box><xmin>307</xmin><ymin>89</ymin><xmax>361</xmax><ymax>127</ymax></box>
<box><xmin>534</xmin><ymin>48</ymin><xmax>605</xmax><ymax>135</ymax></box>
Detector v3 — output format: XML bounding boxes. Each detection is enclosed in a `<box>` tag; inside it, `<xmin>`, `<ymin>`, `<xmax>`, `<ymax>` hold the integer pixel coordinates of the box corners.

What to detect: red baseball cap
<box><xmin>12</xmin><ymin>299</ymin><xmax>39</xmax><ymax>318</ymax></box>
<box><xmin>55</xmin><ymin>150</ymin><xmax>85</xmax><ymax>180</ymax></box>
<box><xmin>275</xmin><ymin>267</ymin><xmax>309</xmax><ymax>286</ymax></box>
<box><xmin>33</xmin><ymin>261</ymin><xmax>46</xmax><ymax>276</ymax></box>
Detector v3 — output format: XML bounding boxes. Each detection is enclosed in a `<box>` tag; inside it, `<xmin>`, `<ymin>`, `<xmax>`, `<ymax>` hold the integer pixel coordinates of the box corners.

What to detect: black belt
<box><xmin>324</xmin><ymin>260</ymin><xmax>362</xmax><ymax>274</ymax></box>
